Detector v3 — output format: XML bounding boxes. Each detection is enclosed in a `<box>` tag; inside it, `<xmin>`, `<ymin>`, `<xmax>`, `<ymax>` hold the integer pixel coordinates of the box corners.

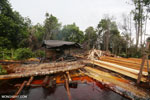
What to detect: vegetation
<box><xmin>0</xmin><ymin>0</ymin><xmax>150</xmax><ymax>60</ymax></box>
<box><xmin>0</xmin><ymin>65</ymin><xmax>7</xmax><ymax>75</ymax></box>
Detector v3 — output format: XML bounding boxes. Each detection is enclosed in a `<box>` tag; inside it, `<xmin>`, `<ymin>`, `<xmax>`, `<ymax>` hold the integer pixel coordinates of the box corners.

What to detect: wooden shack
<box><xmin>42</xmin><ymin>40</ymin><xmax>81</xmax><ymax>60</ymax></box>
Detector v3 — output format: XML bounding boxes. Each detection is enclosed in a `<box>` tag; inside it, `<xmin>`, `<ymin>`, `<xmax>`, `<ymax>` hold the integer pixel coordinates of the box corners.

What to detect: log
<box><xmin>0</xmin><ymin>60</ymin><xmax>85</xmax><ymax>80</ymax></box>
<box><xmin>11</xmin><ymin>81</ymin><xmax>27</xmax><ymax>100</ymax></box>
<box><xmin>26</xmin><ymin>76</ymin><xmax>34</xmax><ymax>86</ymax></box>
<box><xmin>64</xmin><ymin>74</ymin><xmax>72</xmax><ymax>100</ymax></box>
<box><xmin>42</xmin><ymin>76</ymin><xmax>49</xmax><ymax>87</ymax></box>
<box><xmin>66</xmin><ymin>71</ymin><xmax>72</xmax><ymax>82</ymax></box>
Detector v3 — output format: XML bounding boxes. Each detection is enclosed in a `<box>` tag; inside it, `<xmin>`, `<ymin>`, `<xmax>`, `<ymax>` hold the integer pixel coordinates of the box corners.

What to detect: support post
<box><xmin>26</xmin><ymin>76</ymin><xmax>34</xmax><ymax>86</ymax></box>
<box><xmin>137</xmin><ymin>55</ymin><xmax>146</xmax><ymax>84</ymax></box>
<box><xmin>137</xmin><ymin>38</ymin><xmax>150</xmax><ymax>84</ymax></box>
<box><xmin>11</xmin><ymin>81</ymin><xmax>27</xmax><ymax>100</ymax></box>
<box><xmin>64</xmin><ymin>74</ymin><xmax>72</xmax><ymax>100</ymax></box>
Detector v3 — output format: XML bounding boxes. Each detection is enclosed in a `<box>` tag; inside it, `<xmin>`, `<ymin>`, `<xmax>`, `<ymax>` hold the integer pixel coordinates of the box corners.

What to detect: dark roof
<box><xmin>42</xmin><ymin>40</ymin><xmax>81</xmax><ymax>49</ymax></box>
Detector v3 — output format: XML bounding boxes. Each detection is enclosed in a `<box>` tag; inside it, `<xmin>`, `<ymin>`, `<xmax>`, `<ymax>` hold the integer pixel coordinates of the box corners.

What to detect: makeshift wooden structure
<box><xmin>42</xmin><ymin>40</ymin><xmax>81</xmax><ymax>60</ymax></box>
<box><xmin>0</xmin><ymin>60</ymin><xmax>85</xmax><ymax>80</ymax></box>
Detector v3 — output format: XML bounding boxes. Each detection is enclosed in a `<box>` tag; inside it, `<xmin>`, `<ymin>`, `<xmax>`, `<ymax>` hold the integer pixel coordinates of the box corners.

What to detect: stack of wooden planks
<box><xmin>82</xmin><ymin>66</ymin><xmax>150</xmax><ymax>99</ymax></box>
<box><xmin>87</xmin><ymin>56</ymin><xmax>149</xmax><ymax>82</ymax></box>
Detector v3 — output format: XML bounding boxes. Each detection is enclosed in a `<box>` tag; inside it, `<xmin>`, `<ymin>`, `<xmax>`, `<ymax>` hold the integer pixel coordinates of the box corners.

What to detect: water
<box><xmin>17</xmin><ymin>76</ymin><xmax>128</xmax><ymax>100</ymax></box>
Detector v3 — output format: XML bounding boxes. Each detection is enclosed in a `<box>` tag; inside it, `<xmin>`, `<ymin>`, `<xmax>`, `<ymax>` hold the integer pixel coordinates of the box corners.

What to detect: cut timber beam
<box><xmin>83</xmin><ymin>67</ymin><xmax>150</xmax><ymax>99</ymax></box>
<box><xmin>93</xmin><ymin>60</ymin><xmax>148</xmax><ymax>76</ymax></box>
<box><xmin>88</xmin><ymin>60</ymin><xmax>147</xmax><ymax>82</ymax></box>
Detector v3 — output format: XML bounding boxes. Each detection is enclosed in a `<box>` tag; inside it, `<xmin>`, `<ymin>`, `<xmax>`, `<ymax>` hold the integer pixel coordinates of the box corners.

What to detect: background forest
<box><xmin>0</xmin><ymin>0</ymin><xmax>150</xmax><ymax>60</ymax></box>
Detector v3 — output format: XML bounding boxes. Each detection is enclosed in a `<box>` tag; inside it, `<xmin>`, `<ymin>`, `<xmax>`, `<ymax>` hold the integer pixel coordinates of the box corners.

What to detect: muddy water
<box><xmin>16</xmin><ymin>76</ymin><xmax>128</xmax><ymax>100</ymax></box>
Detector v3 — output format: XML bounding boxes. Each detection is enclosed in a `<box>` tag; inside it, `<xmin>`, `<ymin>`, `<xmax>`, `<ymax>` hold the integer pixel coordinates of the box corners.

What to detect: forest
<box><xmin>0</xmin><ymin>1</ymin><xmax>150</xmax><ymax>99</ymax></box>
<box><xmin>0</xmin><ymin>0</ymin><xmax>150</xmax><ymax>61</ymax></box>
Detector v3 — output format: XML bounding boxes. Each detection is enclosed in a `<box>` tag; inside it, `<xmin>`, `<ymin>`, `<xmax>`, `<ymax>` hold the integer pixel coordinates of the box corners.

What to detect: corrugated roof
<box><xmin>42</xmin><ymin>40</ymin><xmax>81</xmax><ymax>49</ymax></box>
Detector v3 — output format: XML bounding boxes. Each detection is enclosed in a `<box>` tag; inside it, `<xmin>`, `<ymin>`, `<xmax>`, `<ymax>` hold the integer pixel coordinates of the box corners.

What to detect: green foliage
<box><xmin>119</xmin><ymin>53</ymin><xmax>127</xmax><ymax>58</ymax></box>
<box><xmin>44</xmin><ymin>13</ymin><xmax>61</xmax><ymax>40</ymax></box>
<box><xmin>0</xmin><ymin>65</ymin><xmax>7</xmax><ymax>75</ymax></box>
<box><xmin>97</xmin><ymin>18</ymin><xmax>120</xmax><ymax>51</ymax></box>
<box><xmin>0</xmin><ymin>48</ymin><xmax>13</xmax><ymax>60</ymax></box>
<box><xmin>84</xmin><ymin>26</ymin><xmax>97</xmax><ymax>49</ymax></box>
<box><xmin>15</xmin><ymin>48</ymin><xmax>33</xmax><ymax>60</ymax></box>
<box><xmin>0</xmin><ymin>0</ymin><xmax>29</xmax><ymax>49</ymax></box>
<box><xmin>60</xmin><ymin>23</ymin><xmax>84</xmax><ymax>43</ymax></box>
<box><xmin>34</xmin><ymin>50</ymin><xmax>45</xmax><ymax>58</ymax></box>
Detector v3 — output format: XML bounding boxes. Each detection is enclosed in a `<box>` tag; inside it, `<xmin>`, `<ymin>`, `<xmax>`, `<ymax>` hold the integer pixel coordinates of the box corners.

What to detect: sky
<box><xmin>9</xmin><ymin>0</ymin><xmax>135</xmax><ymax>31</ymax></box>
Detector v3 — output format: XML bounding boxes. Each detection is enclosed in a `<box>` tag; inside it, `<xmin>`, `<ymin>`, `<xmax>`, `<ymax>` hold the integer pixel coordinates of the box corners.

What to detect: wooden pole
<box><xmin>64</xmin><ymin>74</ymin><xmax>72</xmax><ymax>100</ymax></box>
<box><xmin>137</xmin><ymin>40</ymin><xmax>150</xmax><ymax>84</ymax></box>
<box><xmin>11</xmin><ymin>81</ymin><xmax>27</xmax><ymax>100</ymax></box>
<box><xmin>137</xmin><ymin>55</ymin><xmax>146</xmax><ymax>84</ymax></box>
<box><xmin>66</xmin><ymin>71</ymin><xmax>72</xmax><ymax>82</ymax></box>
<box><xmin>26</xmin><ymin>76</ymin><xmax>34</xmax><ymax>86</ymax></box>
<box><xmin>146</xmin><ymin>55</ymin><xmax>150</xmax><ymax>85</ymax></box>
<box><xmin>42</xmin><ymin>76</ymin><xmax>49</xmax><ymax>87</ymax></box>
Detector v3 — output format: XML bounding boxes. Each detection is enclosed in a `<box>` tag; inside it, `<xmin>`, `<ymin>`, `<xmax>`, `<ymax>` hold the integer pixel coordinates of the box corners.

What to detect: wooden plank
<box><xmin>83</xmin><ymin>67</ymin><xmax>150</xmax><ymax>99</ymax></box>
<box><xmin>91</xmin><ymin>60</ymin><xmax>148</xmax><ymax>76</ymax></box>
<box><xmin>101</xmin><ymin>56</ymin><xmax>149</xmax><ymax>67</ymax></box>
<box><xmin>88</xmin><ymin>60</ymin><xmax>146</xmax><ymax>82</ymax></box>
<box><xmin>100</xmin><ymin>58</ymin><xmax>147</xmax><ymax>71</ymax></box>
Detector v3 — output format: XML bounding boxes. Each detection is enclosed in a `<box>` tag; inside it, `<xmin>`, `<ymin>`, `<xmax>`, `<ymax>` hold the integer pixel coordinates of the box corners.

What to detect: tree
<box><xmin>131</xmin><ymin>0</ymin><xmax>150</xmax><ymax>48</ymax></box>
<box><xmin>84</xmin><ymin>26</ymin><xmax>97</xmax><ymax>49</ymax></box>
<box><xmin>0</xmin><ymin>0</ymin><xmax>29</xmax><ymax>49</ymax></box>
<box><xmin>97</xmin><ymin>17</ymin><xmax>120</xmax><ymax>52</ymax></box>
<box><xmin>60</xmin><ymin>23</ymin><xmax>84</xmax><ymax>43</ymax></box>
<box><xmin>44</xmin><ymin>13</ymin><xmax>61</xmax><ymax>40</ymax></box>
<box><xmin>27</xmin><ymin>23</ymin><xmax>45</xmax><ymax>50</ymax></box>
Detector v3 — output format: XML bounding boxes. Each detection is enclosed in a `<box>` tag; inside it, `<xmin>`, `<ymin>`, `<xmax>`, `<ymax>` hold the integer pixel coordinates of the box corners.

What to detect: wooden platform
<box><xmin>0</xmin><ymin>60</ymin><xmax>85</xmax><ymax>80</ymax></box>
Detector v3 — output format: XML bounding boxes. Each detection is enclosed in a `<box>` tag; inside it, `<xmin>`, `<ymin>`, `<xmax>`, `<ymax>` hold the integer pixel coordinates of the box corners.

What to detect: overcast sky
<box><xmin>9</xmin><ymin>0</ymin><xmax>136</xmax><ymax>31</ymax></box>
